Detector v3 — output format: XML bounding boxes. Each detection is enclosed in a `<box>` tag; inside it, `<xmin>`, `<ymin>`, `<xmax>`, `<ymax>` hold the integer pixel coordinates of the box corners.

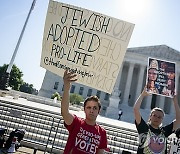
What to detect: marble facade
<box><xmin>39</xmin><ymin>45</ymin><xmax>180</xmax><ymax>124</ymax></box>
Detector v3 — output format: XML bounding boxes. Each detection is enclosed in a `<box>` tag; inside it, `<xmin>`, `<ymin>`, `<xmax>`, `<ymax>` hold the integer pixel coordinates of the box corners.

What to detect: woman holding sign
<box><xmin>133</xmin><ymin>86</ymin><xmax>180</xmax><ymax>154</ymax></box>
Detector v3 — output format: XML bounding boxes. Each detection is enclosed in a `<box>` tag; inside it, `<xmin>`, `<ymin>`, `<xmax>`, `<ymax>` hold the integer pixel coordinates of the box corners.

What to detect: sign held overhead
<box><xmin>41</xmin><ymin>0</ymin><xmax>134</xmax><ymax>94</ymax></box>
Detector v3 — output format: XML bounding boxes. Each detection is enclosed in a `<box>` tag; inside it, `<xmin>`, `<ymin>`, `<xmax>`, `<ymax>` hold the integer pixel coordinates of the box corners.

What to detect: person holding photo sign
<box><xmin>61</xmin><ymin>70</ymin><xmax>107</xmax><ymax>154</ymax></box>
<box><xmin>133</xmin><ymin>86</ymin><xmax>180</xmax><ymax>154</ymax></box>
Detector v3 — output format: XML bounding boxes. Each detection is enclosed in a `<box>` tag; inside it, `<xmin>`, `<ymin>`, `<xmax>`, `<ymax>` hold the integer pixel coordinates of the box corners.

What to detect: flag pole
<box><xmin>0</xmin><ymin>0</ymin><xmax>37</xmax><ymax>90</ymax></box>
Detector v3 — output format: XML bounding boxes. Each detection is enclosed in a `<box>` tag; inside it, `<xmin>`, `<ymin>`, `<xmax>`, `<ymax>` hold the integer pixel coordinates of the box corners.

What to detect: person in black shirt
<box><xmin>133</xmin><ymin>86</ymin><xmax>180</xmax><ymax>154</ymax></box>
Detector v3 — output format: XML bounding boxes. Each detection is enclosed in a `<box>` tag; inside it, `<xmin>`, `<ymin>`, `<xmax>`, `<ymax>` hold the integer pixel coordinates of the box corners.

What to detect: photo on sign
<box><xmin>146</xmin><ymin>57</ymin><xmax>176</xmax><ymax>98</ymax></box>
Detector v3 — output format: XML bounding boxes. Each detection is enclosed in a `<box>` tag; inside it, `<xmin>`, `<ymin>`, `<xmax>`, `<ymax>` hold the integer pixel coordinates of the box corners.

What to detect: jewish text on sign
<box><xmin>41</xmin><ymin>0</ymin><xmax>134</xmax><ymax>93</ymax></box>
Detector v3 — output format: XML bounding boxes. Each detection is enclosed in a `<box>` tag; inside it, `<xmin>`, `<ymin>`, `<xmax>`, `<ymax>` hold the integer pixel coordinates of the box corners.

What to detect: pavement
<box><xmin>0</xmin><ymin>147</ymin><xmax>44</xmax><ymax>154</ymax></box>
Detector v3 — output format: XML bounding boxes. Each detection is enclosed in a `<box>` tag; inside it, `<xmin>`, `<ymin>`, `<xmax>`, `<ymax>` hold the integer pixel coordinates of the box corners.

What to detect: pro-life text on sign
<box><xmin>41</xmin><ymin>0</ymin><xmax>134</xmax><ymax>94</ymax></box>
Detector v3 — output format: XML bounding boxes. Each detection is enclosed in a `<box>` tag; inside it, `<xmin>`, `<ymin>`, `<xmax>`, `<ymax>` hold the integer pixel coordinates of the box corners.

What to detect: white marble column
<box><xmin>113</xmin><ymin>66</ymin><xmax>123</xmax><ymax>97</ymax></box>
<box><xmin>117</xmin><ymin>66</ymin><xmax>123</xmax><ymax>90</ymax></box>
<box><xmin>158</xmin><ymin>96</ymin><xmax>165</xmax><ymax>110</ymax></box>
<box><xmin>106</xmin><ymin>66</ymin><xmax>123</xmax><ymax>119</ymax></box>
<box><xmin>123</xmin><ymin>63</ymin><xmax>134</xmax><ymax>104</ymax></box>
<box><xmin>169</xmin><ymin>100</ymin><xmax>175</xmax><ymax>115</ymax></box>
<box><xmin>145</xmin><ymin>95</ymin><xmax>152</xmax><ymax>110</ymax></box>
<box><xmin>135</xmin><ymin>65</ymin><xmax>146</xmax><ymax>100</ymax></box>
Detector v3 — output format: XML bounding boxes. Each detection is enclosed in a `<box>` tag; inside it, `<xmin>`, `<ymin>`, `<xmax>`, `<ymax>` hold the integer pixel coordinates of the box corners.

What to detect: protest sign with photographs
<box><xmin>40</xmin><ymin>0</ymin><xmax>134</xmax><ymax>94</ymax></box>
<box><xmin>146</xmin><ymin>57</ymin><xmax>176</xmax><ymax>98</ymax></box>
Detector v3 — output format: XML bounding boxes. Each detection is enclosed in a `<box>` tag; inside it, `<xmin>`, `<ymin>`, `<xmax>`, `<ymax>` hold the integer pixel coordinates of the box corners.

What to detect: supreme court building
<box><xmin>39</xmin><ymin>45</ymin><xmax>180</xmax><ymax>124</ymax></box>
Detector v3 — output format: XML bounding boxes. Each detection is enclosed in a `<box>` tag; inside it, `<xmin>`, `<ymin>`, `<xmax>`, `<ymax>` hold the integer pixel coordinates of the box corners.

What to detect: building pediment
<box><xmin>127</xmin><ymin>45</ymin><xmax>180</xmax><ymax>62</ymax></box>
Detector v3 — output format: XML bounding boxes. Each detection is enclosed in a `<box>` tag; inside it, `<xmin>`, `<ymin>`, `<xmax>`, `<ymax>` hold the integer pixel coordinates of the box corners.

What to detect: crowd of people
<box><xmin>60</xmin><ymin>68</ymin><xmax>180</xmax><ymax>154</ymax></box>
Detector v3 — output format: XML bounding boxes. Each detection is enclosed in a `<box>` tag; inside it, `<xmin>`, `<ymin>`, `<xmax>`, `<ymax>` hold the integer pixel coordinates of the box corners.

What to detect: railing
<box><xmin>0</xmin><ymin>99</ymin><xmax>139</xmax><ymax>153</ymax></box>
<box><xmin>0</xmin><ymin>100</ymin><xmax>64</xmax><ymax>153</ymax></box>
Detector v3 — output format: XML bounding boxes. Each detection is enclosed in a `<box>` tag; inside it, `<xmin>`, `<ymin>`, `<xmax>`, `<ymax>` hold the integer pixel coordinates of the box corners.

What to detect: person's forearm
<box><xmin>133</xmin><ymin>93</ymin><xmax>145</xmax><ymax>124</ymax></box>
<box><xmin>61</xmin><ymin>84</ymin><xmax>70</xmax><ymax>116</ymax></box>
<box><xmin>133</xmin><ymin>87</ymin><xmax>148</xmax><ymax>124</ymax></box>
<box><xmin>134</xmin><ymin>93</ymin><xmax>145</xmax><ymax>110</ymax></box>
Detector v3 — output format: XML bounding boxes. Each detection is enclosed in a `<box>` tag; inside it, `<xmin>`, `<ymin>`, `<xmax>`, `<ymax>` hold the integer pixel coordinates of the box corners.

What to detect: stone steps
<box><xmin>0</xmin><ymin>97</ymin><xmax>138</xmax><ymax>153</ymax></box>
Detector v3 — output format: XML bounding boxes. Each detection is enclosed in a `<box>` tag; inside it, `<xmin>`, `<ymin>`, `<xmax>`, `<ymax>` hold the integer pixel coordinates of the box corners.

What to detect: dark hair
<box><xmin>175</xmin><ymin>128</ymin><xmax>180</xmax><ymax>139</ymax></box>
<box><xmin>84</xmin><ymin>96</ymin><xmax>101</xmax><ymax>110</ymax></box>
<box><xmin>147</xmin><ymin>80</ymin><xmax>155</xmax><ymax>89</ymax></box>
<box><xmin>167</xmin><ymin>79</ymin><xmax>175</xmax><ymax>95</ymax></box>
<box><xmin>166</xmin><ymin>66</ymin><xmax>175</xmax><ymax>73</ymax></box>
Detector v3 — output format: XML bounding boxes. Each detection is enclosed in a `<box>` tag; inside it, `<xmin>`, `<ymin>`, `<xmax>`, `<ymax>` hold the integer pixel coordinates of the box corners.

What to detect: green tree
<box><xmin>51</xmin><ymin>92</ymin><xmax>61</xmax><ymax>101</ymax></box>
<box><xmin>19</xmin><ymin>82</ymin><xmax>38</xmax><ymax>94</ymax></box>
<box><xmin>0</xmin><ymin>64</ymin><xmax>23</xmax><ymax>90</ymax></box>
<box><xmin>70</xmin><ymin>93</ymin><xmax>84</xmax><ymax>105</ymax></box>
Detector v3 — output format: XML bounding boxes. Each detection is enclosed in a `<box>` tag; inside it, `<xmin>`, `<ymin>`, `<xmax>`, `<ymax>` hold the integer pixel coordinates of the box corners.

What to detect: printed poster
<box><xmin>146</xmin><ymin>57</ymin><xmax>176</xmax><ymax>98</ymax></box>
<box><xmin>40</xmin><ymin>0</ymin><xmax>134</xmax><ymax>94</ymax></box>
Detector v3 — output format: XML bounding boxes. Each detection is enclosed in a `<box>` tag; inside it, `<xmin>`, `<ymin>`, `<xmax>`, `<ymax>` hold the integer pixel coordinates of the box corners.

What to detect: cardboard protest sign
<box><xmin>41</xmin><ymin>0</ymin><xmax>134</xmax><ymax>93</ymax></box>
<box><xmin>146</xmin><ymin>57</ymin><xmax>176</xmax><ymax>98</ymax></box>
